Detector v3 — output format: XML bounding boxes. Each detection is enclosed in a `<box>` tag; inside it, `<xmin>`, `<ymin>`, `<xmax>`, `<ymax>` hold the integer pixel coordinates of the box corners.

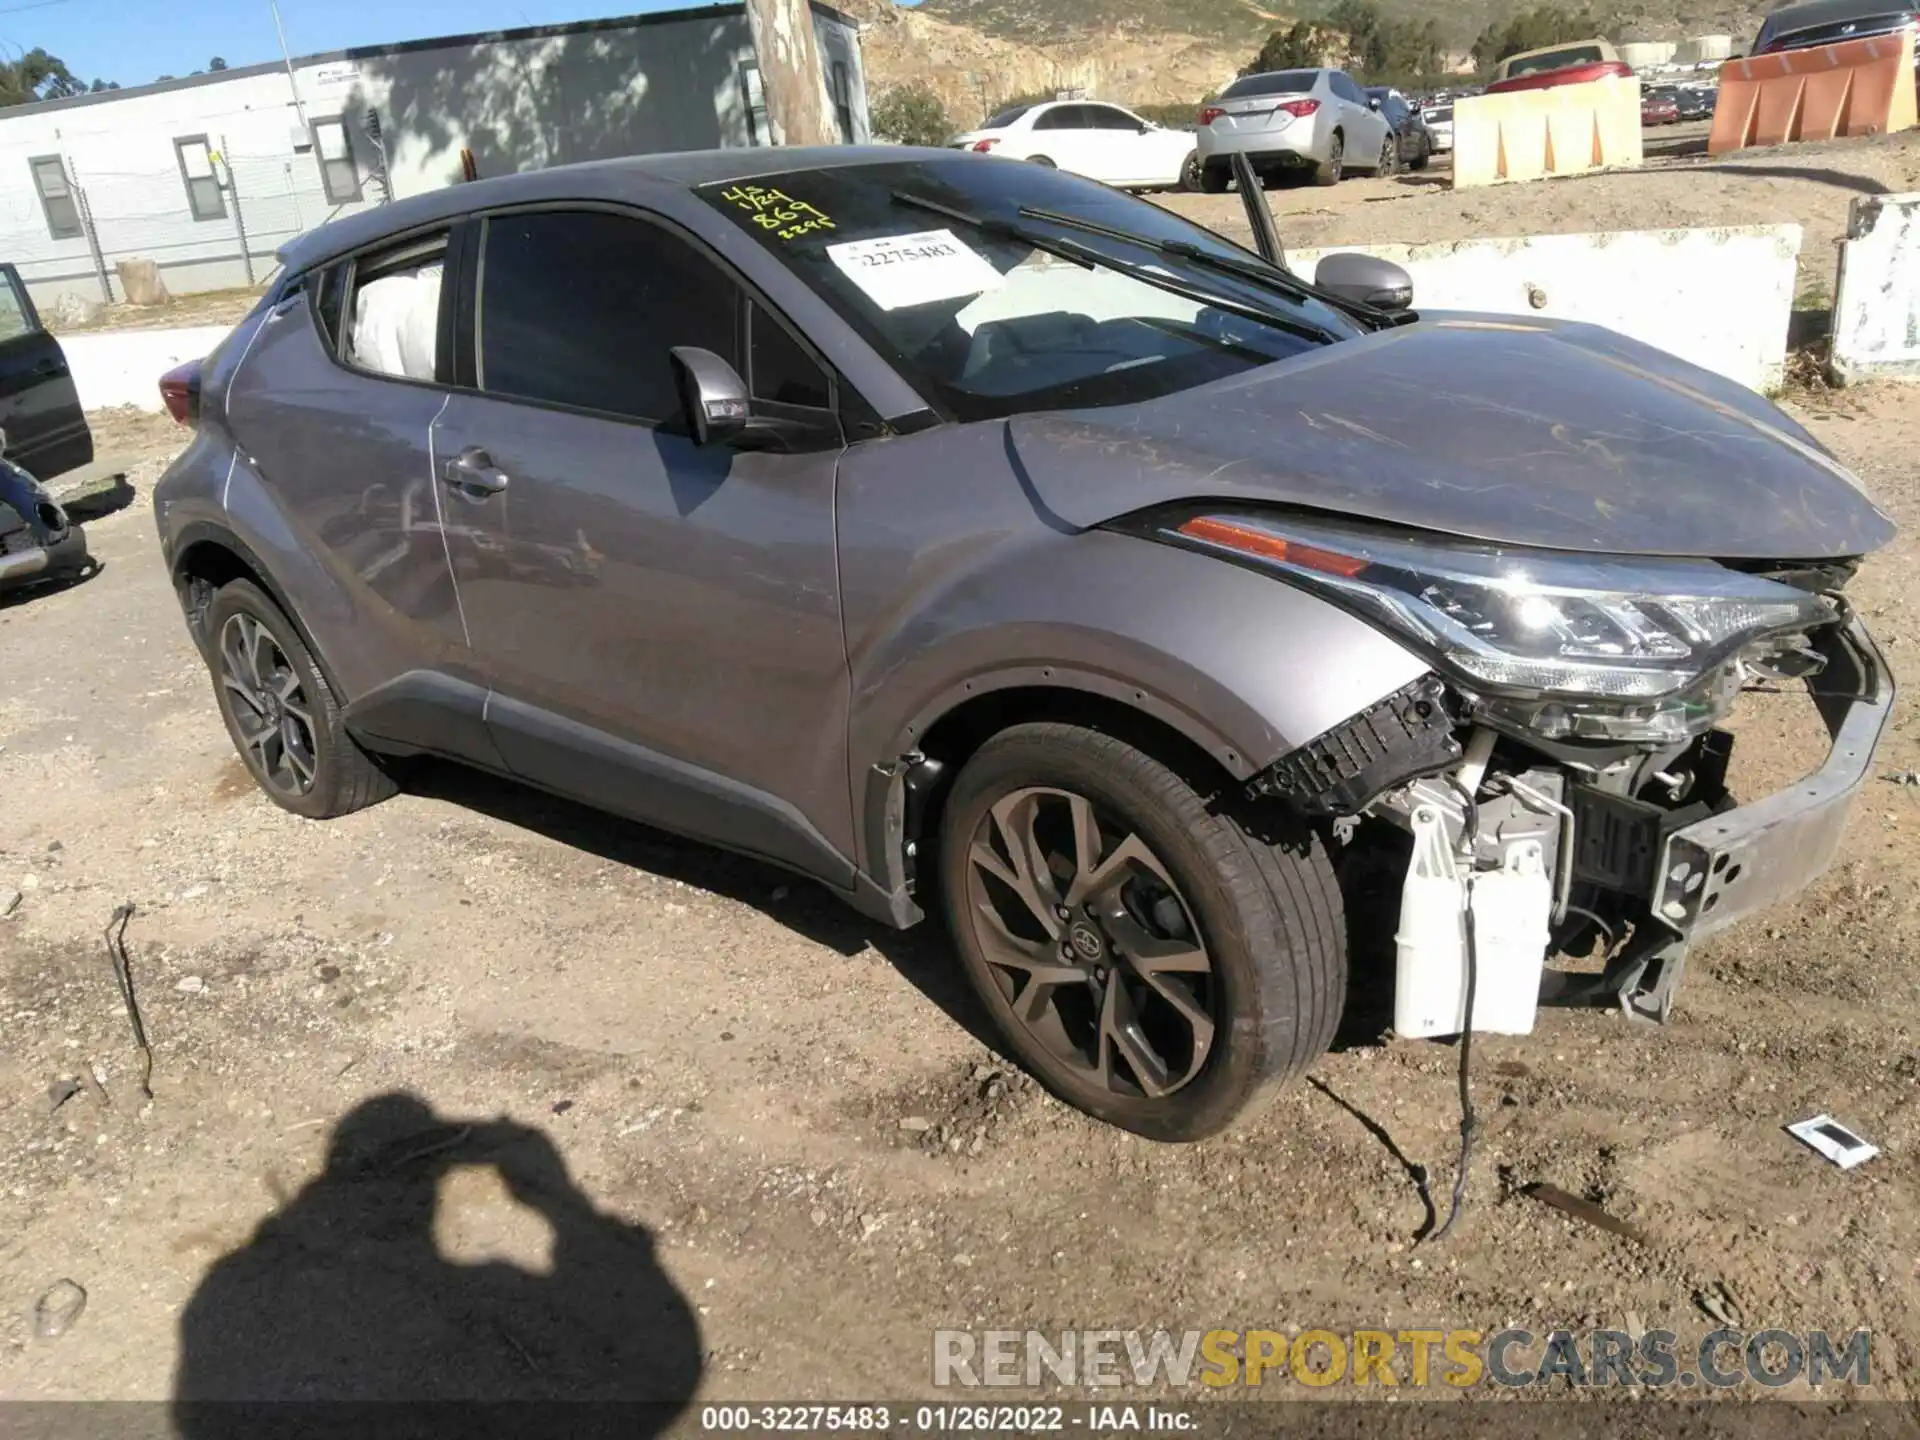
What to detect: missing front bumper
<box><xmin>1650</xmin><ymin>617</ymin><xmax>1893</xmax><ymax>941</ymax></box>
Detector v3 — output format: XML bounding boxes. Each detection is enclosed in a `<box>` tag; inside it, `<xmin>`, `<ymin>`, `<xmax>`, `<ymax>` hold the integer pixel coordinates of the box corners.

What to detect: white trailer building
<box><xmin>0</xmin><ymin>3</ymin><xmax>869</xmax><ymax>308</ymax></box>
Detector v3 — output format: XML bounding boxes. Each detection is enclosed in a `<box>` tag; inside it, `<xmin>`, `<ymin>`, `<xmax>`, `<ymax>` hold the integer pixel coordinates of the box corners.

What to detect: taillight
<box><xmin>1199</xmin><ymin>105</ymin><xmax>1225</xmax><ymax>124</ymax></box>
<box><xmin>159</xmin><ymin>360</ymin><xmax>201</xmax><ymax>428</ymax></box>
<box><xmin>1278</xmin><ymin>98</ymin><xmax>1321</xmax><ymax>118</ymax></box>
<box><xmin>971</xmin><ymin>138</ymin><xmax>999</xmax><ymax>153</ymax></box>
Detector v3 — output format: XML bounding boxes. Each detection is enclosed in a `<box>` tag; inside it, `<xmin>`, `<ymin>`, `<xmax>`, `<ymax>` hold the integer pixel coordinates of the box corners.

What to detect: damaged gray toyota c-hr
<box><xmin>151</xmin><ymin>146</ymin><xmax>1894</xmax><ymax>1141</ymax></box>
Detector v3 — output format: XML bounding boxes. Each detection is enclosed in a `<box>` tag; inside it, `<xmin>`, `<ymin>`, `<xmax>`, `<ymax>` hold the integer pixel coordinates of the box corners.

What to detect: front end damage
<box><xmin>1128</xmin><ymin>497</ymin><xmax>1904</xmax><ymax>1035</ymax></box>
<box><xmin>0</xmin><ymin>462</ymin><xmax>90</xmax><ymax>594</ymax></box>
<box><xmin>1257</xmin><ymin>607</ymin><xmax>1893</xmax><ymax>1030</ymax></box>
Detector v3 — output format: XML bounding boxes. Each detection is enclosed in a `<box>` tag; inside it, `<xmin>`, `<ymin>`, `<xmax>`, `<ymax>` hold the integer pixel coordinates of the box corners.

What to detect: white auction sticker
<box><xmin>827</xmin><ymin>229</ymin><xmax>1004</xmax><ymax>311</ymax></box>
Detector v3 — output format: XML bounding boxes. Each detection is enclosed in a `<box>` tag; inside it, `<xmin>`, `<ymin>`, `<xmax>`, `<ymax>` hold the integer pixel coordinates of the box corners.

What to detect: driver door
<box><xmin>428</xmin><ymin>206</ymin><xmax>859</xmax><ymax>878</ymax></box>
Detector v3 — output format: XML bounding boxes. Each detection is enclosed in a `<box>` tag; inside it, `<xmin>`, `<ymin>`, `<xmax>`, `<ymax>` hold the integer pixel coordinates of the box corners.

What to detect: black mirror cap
<box><xmin>1313</xmin><ymin>252</ymin><xmax>1414</xmax><ymax>313</ymax></box>
<box><xmin>669</xmin><ymin>345</ymin><xmax>750</xmax><ymax>445</ymax></box>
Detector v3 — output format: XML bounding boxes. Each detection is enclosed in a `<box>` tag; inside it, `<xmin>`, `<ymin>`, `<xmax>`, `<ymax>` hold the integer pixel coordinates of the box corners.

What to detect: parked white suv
<box><xmin>1196</xmin><ymin>68</ymin><xmax>1393</xmax><ymax>189</ymax></box>
<box><xmin>951</xmin><ymin>100</ymin><xmax>1199</xmax><ymax>191</ymax></box>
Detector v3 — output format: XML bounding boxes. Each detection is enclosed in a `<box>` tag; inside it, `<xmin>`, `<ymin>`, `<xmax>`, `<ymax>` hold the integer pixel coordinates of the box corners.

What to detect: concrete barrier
<box><xmin>1708</xmin><ymin>29</ymin><xmax>1917</xmax><ymax>154</ymax></box>
<box><xmin>1831</xmin><ymin>190</ymin><xmax>1920</xmax><ymax>385</ymax></box>
<box><xmin>58</xmin><ymin>324</ymin><xmax>235</xmax><ymax>412</ymax></box>
<box><xmin>1452</xmin><ymin>76</ymin><xmax>1643</xmax><ymax>189</ymax></box>
<box><xmin>1293</xmin><ymin>224</ymin><xmax>1801</xmax><ymax>391</ymax></box>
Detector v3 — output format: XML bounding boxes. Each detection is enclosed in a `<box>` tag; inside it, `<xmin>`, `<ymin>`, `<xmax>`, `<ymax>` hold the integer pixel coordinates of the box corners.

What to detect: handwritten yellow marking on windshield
<box><xmin>719</xmin><ymin>184</ymin><xmax>837</xmax><ymax>241</ymax></box>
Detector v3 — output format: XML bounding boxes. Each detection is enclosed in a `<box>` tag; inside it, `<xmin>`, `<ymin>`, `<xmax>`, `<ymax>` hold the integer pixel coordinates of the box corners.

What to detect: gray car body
<box><xmin>153</xmin><ymin>146</ymin><xmax>1891</xmax><ymax>930</ymax></box>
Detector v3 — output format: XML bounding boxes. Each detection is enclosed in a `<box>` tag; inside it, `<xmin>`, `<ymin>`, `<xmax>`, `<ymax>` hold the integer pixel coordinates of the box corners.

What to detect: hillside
<box><xmin>907</xmin><ymin>0</ymin><xmax>1768</xmax><ymax>58</ymax></box>
<box><xmin>853</xmin><ymin>0</ymin><xmax>1769</xmax><ymax>128</ymax></box>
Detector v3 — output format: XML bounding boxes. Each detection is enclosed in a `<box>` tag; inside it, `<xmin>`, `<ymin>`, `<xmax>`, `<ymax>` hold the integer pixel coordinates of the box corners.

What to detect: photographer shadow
<box><xmin>172</xmin><ymin>1092</ymin><xmax>701</xmax><ymax>1434</ymax></box>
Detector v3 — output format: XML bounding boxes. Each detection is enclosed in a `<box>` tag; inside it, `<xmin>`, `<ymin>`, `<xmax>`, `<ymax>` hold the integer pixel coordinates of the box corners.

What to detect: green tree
<box><xmin>1245</xmin><ymin>19</ymin><xmax>1322</xmax><ymax>74</ymax></box>
<box><xmin>870</xmin><ymin>83</ymin><xmax>954</xmax><ymax>146</ymax></box>
<box><xmin>1471</xmin><ymin>7</ymin><xmax>1604</xmax><ymax>68</ymax></box>
<box><xmin>0</xmin><ymin>48</ymin><xmax>113</xmax><ymax>106</ymax></box>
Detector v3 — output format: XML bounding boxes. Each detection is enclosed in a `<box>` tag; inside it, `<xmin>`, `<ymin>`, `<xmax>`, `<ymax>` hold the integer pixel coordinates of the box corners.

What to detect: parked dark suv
<box><xmin>156</xmin><ymin>147</ymin><xmax>1893</xmax><ymax>1140</ymax></box>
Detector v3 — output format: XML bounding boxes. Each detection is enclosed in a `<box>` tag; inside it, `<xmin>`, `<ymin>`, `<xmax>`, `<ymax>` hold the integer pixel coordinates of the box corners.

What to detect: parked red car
<box><xmin>1486</xmin><ymin>38</ymin><xmax>1636</xmax><ymax>94</ymax></box>
<box><xmin>1641</xmin><ymin>87</ymin><xmax>1681</xmax><ymax>124</ymax></box>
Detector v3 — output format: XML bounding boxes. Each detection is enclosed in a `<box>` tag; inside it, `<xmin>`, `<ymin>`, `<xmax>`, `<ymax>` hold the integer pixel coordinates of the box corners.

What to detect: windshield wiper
<box><xmin>1017</xmin><ymin>205</ymin><xmax>1402</xmax><ymax>331</ymax></box>
<box><xmin>889</xmin><ymin>190</ymin><xmax>1343</xmax><ymax>347</ymax></box>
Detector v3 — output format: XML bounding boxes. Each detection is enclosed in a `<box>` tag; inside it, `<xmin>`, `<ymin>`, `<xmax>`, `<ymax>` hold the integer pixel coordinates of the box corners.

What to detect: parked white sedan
<box><xmin>952</xmin><ymin>100</ymin><xmax>1199</xmax><ymax>190</ymax></box>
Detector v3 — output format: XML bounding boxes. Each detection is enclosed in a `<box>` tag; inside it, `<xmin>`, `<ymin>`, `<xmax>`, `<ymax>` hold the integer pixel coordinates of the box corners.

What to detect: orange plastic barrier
<box><xmin>1708</xmin><ymin>28</ymin><xmax>1917</xmax><ymax>154</ymax></box>
<box><xmin>1451</xmin><ymin>77</ymin><xmax>1643</xmax><ymax>189</ymax></box>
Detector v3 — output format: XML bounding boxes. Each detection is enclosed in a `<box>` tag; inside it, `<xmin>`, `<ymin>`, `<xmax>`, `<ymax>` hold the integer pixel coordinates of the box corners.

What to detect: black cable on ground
<box><xmin>1429</xmin><ymin>781</ymin><xmax>1480</xmax><ymax>1243</ymax></box>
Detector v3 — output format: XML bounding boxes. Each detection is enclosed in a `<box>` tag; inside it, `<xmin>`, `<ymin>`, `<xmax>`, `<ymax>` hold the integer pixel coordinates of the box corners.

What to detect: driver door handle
<box><xmin>442</xmin><ymin>445</ymin><xmax>509</xmax><ymax>494</ymax></box>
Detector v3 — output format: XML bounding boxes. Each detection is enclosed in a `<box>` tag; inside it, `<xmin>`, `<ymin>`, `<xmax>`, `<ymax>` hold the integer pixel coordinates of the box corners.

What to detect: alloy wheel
<box><xmin>1379</xmin><ymin>135</ymin><xmax>1398</xmax><ymax>175</ymax></box>
<box><xmin>962</xmin><ymin>787</ymin><xmax>1217</xmax><ymax>1100</ymax></box>
<box><xmin>218</xmin><ymin>612</ymin><xmax>319</xmax><ymax>797</ymax></box>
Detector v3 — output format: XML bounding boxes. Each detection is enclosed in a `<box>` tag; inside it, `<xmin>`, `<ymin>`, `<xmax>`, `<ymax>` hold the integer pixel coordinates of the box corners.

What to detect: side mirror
<box><xmin>670</xmin><ymin>345</ymin><xmax>750</xmax><ymax>445</ymax></box>
<box><xmin>1314</xmin><ymin>252</ymin><xmax>1414</xmax><ymax>312</ymax></box>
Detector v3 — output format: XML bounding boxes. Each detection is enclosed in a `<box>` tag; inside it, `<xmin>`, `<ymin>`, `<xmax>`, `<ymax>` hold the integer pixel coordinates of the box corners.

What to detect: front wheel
<box><xmin>1028</xmin><ymin>154</ymin><xmax>1057</xmax><ymax>169</ymax></box>
<box><xmin>939</xmin><ymin>723</ymin><xmax>1346</xmax><ymax>1141</ymax></box>
<box><xmin>1376</xmin><ymin>133</ymin><xmax>1399</xmax><ymax>176</ymax></box>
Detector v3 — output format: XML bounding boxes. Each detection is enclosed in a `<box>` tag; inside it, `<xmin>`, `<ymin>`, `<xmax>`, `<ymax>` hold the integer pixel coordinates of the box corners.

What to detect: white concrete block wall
<box><xmin>1291</xmin><ymin>225</ymin><xmax>1802</xmax><ymax>392</ymax></box>
<box><xmin>61</xmin><ymin>324</ymin><xmax>237</xmax><ymax>412</ymax></box>
<box><xmin>1831</xmin><ymin>191</ymin><xmax>1920</xmax><ymax>385</ymax></box>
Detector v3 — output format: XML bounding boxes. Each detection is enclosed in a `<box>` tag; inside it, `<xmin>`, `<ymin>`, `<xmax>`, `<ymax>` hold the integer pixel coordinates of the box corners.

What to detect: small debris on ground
<box><xmin>1695</xmin><ymin>1280</ymin><xmax>1743</xmax><ymax>1328</ymax></box>
<box><xmin>1786</xmin><ymin>1113</ymin><xmax>1880</xmax><ymax>1169</ymax></box>
<box><xmin>32</xmin><ymin>1280</ymin><xmax>88</xmax><ymax>1339</ymax></box>
<box><xmin>1</xmin><ymin>889</ymin><xmax>19</xmax><ymax>917</ymax></box>
<box><xmin>44</xmin><ymin>1078</ymin><xmax>83</xmax><ymax>1115</ymax></box>
<box><xmin>1521</xmin><ymin>1182</ymin><xmax>1648</xmax><ymax>1246</ymax></box>
<box><xmin>173</xmin><ymin>975</ymin><xmax>205</xmax><ymax>995</ymax></box>
<box><xmin>897</xmin><ymin>1116</ymin><xmax>932</xmax><ymax>1133</ymax></box>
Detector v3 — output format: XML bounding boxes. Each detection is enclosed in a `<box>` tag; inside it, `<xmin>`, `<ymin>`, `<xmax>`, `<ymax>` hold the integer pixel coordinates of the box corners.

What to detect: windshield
<box><xmin>1506</xmin><ymin>44</ymin><xmax>1604</xmax><ymax>75</ymax></box>
<box><xmin>699</xmin><ymin>158</ymin><xmax>1363</xmax><ymax>423</ymax></box>
<box><xmin>1220</xmin><ymin>70</ymin><xmax>1317</xmax><ymax>99</ymax></box>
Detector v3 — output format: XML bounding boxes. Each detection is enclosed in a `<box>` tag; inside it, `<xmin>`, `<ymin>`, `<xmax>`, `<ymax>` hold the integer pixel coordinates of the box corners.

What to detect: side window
<box><xmin>174</xmin><ymin>136</ymin><xmax>226</xmax><ymax>222</ymax></box>
<box><xmin>29</xmin><ymin>156</ymin><xmax>81</xmax><ymax>241</ymax></box>
<box><xmin>1088</xmin><ymin>106</ymin><xmax>1140</xmax><ymax>130</ymax></box>
<box><xmin>0</xmin><ymin>272</ymin><xmax>35</xmax><ymax>343</ymax></box>
<box><xmin>749</xmin><ymin>302</ymin><xmax>830</xmax><ymax>409</ymax></box>
<box><xmin>1032</xmin><ymin>106</ymin><xmax>1077</xmax><ymax>131</ymax></box>
<box><xmin>311</xmin><ymin>117</ymin><xmax>362</xmax><ymax>204</ymax></box>
<box><xmin>478</xmin><ymin>209</ymin><xmax>739</xmax><ymax>423</ymax></box>
<box><xmin>1337</xmin><ymin>74</ymin><xmax>1364</xmax><ymax>104</ymax></box>
<box><xmin>342</xmin><ymin>235</ymin><xmax>447</xmax><ymax>382</ymax></box>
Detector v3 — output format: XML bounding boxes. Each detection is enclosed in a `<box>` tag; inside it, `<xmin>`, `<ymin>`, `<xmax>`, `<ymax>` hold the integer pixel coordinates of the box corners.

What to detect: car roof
<box><xmin>278</xmin><ymin>145</ymin><xmax>926</xmax><ymax>274</ymax></box>
<box><xmin>1761</xmin><ymin>0</ymin><xmax>1908</xmax><ymax>24</ymax></box>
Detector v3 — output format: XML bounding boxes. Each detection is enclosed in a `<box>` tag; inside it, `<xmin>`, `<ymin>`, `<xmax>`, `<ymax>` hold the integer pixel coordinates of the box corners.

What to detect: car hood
<box><xmin>1006</xmin><ymin>316</ymin><xmax>1894</xmax><ymax>559</ymax></box>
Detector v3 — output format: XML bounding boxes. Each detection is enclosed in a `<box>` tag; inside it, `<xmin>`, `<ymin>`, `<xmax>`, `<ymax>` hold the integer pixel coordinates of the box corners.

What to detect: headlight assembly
<box><xmin>1156</xmin><ymin>511</ymin><xmax>1838</xmax><ymax>743</ymax></box>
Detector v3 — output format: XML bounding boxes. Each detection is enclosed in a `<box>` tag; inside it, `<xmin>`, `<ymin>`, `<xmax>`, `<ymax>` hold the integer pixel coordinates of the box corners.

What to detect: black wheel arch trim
<box><xmin>168</xmin><ymin>519</ymin><xmax>351</xmax><ymax>704</ymax></box>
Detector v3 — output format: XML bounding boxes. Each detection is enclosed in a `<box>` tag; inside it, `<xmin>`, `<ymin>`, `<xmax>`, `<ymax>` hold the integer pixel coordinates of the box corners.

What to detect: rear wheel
<box><xmin>1410</xmin><ymin>138</ymin><xmax>1430</xmax><ymax>170</ymax></box>
<box><xmin>939</xmin><ymin>723</ymin><xmax>1346</xmax><ymax>1141</ymax></box>
<box><xmin>1179</xmin><ymin>151</ymin><xmax>1202</xmax><ymax>192</ymax></box>
<box><xmin>205</xmin><ymin>580</ymin><xmax>397</xmax><ymax>821</ymax></box>
<box><xmin>1028</xmin><ymin>154</ymin><xmax>1057</xmax><ymax>169</ymax></box>
<box><xmin>1314</xmin><ymin>130</ymin><xmax>1344</xmax><ymax>186</ymax></box>
<box><xmin>1198</xmin><ymin>160</ymin><xmax>1230</xmax><ymax>193</ymax></box>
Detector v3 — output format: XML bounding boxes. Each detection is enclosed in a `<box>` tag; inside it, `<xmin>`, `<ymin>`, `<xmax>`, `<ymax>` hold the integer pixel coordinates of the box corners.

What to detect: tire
<box><xmin>1376</xmin><ymin>133</ymin><xmax>1399</xmax><ymax>177</ymax></box>
<box><xmin>1313</xmin><ymin>130</ymin><xmax>1344</xmax><ymax>186</ymax></box>
<box><xmin>939</xmin><ymin>722</ymin><xmax>1346</xmax><ymax>1142</ymax></box>
<box><xmin>1410</xmin><ymin>139</ymin><xmax>1430</xmax><ymax>171</ymax></box>
<box><xmin>1179</xmin><ymin>151</ymin><xmax>1202</xmax><ymax>192</ymax></box>
<box><xmin>204</xmin><ymin>579</ymin><xmax>397</xmax><ymax>821</ymax></box>
<box><xmin>1028</xmin><ymin>154</ymin><xmax>1057</xmax><ymax>169</ymax></box>
<box><xmin>1198</xmin><ymin>160</ymin><xmax>1230</xmax><ymax>194</ymax></box>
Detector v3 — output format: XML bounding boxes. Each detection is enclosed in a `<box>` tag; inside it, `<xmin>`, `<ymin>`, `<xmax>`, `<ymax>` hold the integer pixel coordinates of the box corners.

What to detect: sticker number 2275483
<box><xmin>826</xmin><ymin>228</ymin><xmax>1005</xmax><ymax>311</ymax></box>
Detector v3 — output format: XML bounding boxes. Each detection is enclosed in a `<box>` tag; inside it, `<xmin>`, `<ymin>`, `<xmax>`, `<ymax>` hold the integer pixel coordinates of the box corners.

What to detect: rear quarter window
<box><xmin>1220</xmin><ymin>70</ymin><xmax>1317</xmax><ymax>100</ymax></box>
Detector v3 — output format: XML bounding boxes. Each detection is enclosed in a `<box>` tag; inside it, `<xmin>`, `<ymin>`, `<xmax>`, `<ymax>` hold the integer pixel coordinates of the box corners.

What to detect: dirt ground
<box><xmin>4</xmin><ymin>142</ymin><xmax>1920</xmax><ymax>1425</ymax></box>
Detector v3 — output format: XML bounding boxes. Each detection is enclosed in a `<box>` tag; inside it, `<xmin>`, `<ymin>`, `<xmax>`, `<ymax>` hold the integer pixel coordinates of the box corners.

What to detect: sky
<box><xmin>5</xmin><ymin>0</ymin><xmax>915</xmax><ymax>88</ymax></box>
